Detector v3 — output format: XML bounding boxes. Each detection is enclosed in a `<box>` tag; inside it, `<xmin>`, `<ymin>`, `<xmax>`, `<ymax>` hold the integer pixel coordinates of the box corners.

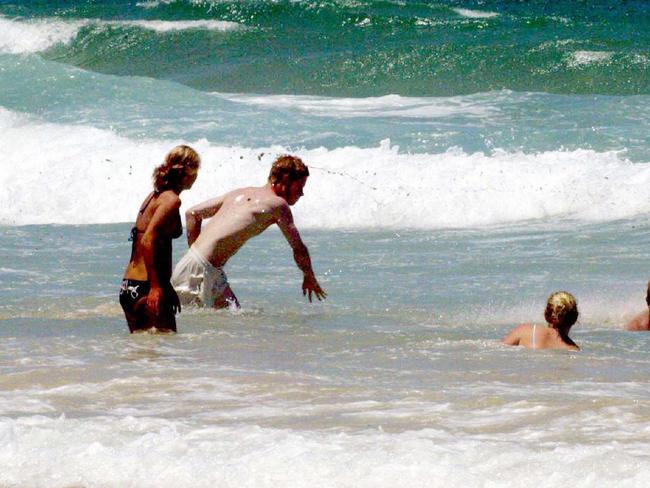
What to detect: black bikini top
<box><xmin>129</xmin><ymin>191</ymin><xmax>183</xmax><ymax>243</ymax></box>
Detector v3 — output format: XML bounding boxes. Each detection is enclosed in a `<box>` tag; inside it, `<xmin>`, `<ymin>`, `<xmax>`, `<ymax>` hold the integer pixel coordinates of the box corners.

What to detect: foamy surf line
<box><xmin>0</xmin><ymin>417</ymin><xmax>648</xmax><ymax>487</ymax></box>
<box><xmin>568</xmin><ymin>50</ymin><xmax>615</xmax><ymax>67</ymax></box>
<box><xmin>2</xmin><ymin>108</ymin><xmax>650</xmax><ymax>228</ymax></box>
<box><xmin>219</xmin><ymin>93</ymin><xmax>497</xmax><ymax>119</ymax></box>
<box><xmin>116</xmin><ymin>19</ymin><xmax>243</xmax><ymax>33</ymax></box>
<box><xmin>452</xmin><ymin>8</ymin><xmax>499</xmax><ymax>19</ymax></box>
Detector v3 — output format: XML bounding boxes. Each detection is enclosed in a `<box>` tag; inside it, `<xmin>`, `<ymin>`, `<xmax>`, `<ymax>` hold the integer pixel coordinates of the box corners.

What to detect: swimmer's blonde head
<box><xmin>544</xmin><ymin>291</ymin><xmax>578</xmax><ymax>330</ymax></box>
<box><xmin>153</xmin><ymin>145</ymin><xmax>201</xmax><ymax>192</ymax></box>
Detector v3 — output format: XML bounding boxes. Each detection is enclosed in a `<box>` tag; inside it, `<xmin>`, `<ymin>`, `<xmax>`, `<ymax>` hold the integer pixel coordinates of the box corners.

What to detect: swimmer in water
<box><xmin>502</xmin><ymin>291</ymin><xmax>580</xmax><ymax>350</ymax></box>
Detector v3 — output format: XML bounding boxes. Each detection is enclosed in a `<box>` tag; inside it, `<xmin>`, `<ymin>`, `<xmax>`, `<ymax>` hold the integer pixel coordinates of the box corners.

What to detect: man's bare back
<box><xmin>192</xmin><ymin>185</ymin><xmax>287</xmax><ymax>267</ymax></box>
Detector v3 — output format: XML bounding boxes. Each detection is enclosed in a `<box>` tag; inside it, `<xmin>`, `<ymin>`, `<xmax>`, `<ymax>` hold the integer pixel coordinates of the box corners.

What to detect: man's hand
<box><xmin>302</xmin><ymin>274</ymin><xmax>327</xmax><ymax>302</ymax></box>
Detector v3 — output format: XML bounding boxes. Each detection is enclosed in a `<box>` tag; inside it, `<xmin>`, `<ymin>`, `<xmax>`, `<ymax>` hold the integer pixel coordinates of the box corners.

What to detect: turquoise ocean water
<box><xmin>2</xmin><ymin>1</ymin><xmax>650</xmax><ymax>486</ymax></box>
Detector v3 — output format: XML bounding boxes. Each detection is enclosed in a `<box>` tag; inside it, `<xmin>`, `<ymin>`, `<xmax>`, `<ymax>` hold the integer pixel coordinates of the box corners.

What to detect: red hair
<box><xmin>268</xmin><ymin>155</ymin><xmax>309</xmax><ymax>185</ymax></box>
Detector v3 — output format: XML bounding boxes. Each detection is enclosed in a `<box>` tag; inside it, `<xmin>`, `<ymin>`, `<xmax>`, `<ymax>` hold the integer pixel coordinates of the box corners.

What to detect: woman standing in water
<box><xmin>502</xmin><ymin>291</ymin><xmax>580</xmax><ymax>350</ymax></box>
<box><xmin>119</xmin><ymin>145</ymin><xmax>200</xmax><ymax>333</ymax></box>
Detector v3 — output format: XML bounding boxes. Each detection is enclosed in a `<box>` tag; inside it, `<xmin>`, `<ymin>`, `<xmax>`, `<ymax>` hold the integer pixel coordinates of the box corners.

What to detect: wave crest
<box><xmin>1</xmin><ymin>108</ymin><xmax>648</xmax><ymax>228</ymax></box>
<box><xmin>0</xmin><ymin>16</ymin><xmax>243</xmax><ymax>55</ymax></box>
<box><xmin>0</xmin><ymin>17</ymin><xmax>87</xmax><ymax>54</ymax></box>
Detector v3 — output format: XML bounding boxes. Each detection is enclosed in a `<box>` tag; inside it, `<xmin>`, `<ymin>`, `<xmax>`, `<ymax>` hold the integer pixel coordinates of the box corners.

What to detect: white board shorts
<box><xmin>171</xmin><ymin>246</ymin><xmax>230</xmax><ymax>307</ymax></box>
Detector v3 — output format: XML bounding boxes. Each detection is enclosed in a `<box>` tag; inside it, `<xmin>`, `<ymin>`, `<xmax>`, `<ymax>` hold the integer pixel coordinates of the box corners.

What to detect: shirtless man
<box><xmin>171</xmin><ymin>155</ymin><xmax>326</xmax><ymax>308</ymax></box>
<box><xmin>625</xmin><ymin>281</ymin><xmax>650</xmax><ymax>331</ymax></box>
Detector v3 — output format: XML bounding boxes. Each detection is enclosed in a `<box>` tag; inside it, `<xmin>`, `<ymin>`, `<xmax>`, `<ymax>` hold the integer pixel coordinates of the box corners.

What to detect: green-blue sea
<box><xmin>2</xmin><ymin>1</ymin><xmax>650</xmax><ymax>486</ymax></box>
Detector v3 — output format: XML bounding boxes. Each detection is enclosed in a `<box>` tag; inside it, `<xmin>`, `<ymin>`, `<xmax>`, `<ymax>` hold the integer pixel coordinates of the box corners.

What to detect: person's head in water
<box><xmin>153</xmin><ymin>145</ymin><xmax>201</xmax><ymax>193</ymax></box>
<box><xmin>544</xmin><ymin>291</ymin><xmax>578</xmax><ymax>333</ymax></box>
<box><xmin>269</xmin><ymin>155</ymin><xmax>309</xmax><ymax>205</ymax></box>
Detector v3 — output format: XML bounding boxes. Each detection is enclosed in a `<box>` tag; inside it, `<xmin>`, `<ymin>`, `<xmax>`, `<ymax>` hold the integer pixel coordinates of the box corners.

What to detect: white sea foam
<box><xmin>136</xmin><ymin>0</ymin><xmax>165</xmax><ymax>8</ymax></box>
<box><xmin>530</xmin><ymin>38</ymin><xmax>577</xmax><ymax>53</ymax></box>
<box><xmin>568</xmin><ymin>50</ymin><xmax>614</xmax><ymax>67</ymax></box>
<box><xmin>0</xmin><ymin>15</ymin><xmax>243</xmax><ymax>55</ymax></box>
<box><xmin>135</xmin><ymin>0</ymin><xmax>189</xmax><ymax>7</ymax></box>
<box><xmin>0</xmin><ymin>267</ymin><xmax>40</xmax><ymax>277</ymax></box>
<box><xmin>220</xmin><ymin>93</ymin><xmax>496</xmax><ymax>119</ymax></box>
<box><xmin>2</xmin><ymin>108</ymin><xmax>650</xmax><ymax>228</ymax></box>
<box><xmin>0</xmin><ymin>16</ymin><xmax>88</xmax><ymax>54</ymax></box>
<box><xmin>0</xmin><ymin>416</ymin><xmax>648</xmax><ymax>487</ymax></box>
<box><xmin>115</xmin><ymin>19</ymin><xmax>243</xmax><ymax>33</ymax></box>
<box><xmin>465</xmin><ymin>294</ymin><xmax>648</xmax><ymax>329</ymax></box>
<box><xmin>414</xmin><ymin>17</ymin><xmax>444</xmax><ymax>27</ymax></box>
<box><xmin>452</xmin><ymin>8</ymin><xmax>499</xmax><ymax>19</ymax></box>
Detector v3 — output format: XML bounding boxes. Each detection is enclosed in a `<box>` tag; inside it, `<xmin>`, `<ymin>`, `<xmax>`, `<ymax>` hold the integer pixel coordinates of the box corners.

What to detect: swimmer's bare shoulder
<box><xmin>501</xmin><ymin>323</ymin><xmax>532</xmax><ymax>346</ymax></box>
<box><xmin>234</xmin><ymin>185</ymin><xmax>291</xmax><ymax>222</ymax></box>
<box><xmin>625</xmin><ymin>311</ymin><xmax>650</xmax><ymax>331</ymax></box>
<box><xmin>226</xmin><ymin>186</ymin><xmax>279</xmax><ymax>208</ymax></box>
<box><xmin>270</xmin><ymin>193</ymin><xmax>293</xmax><ymax>216</ymax></box>
<box><xmin>140</xmin><ymin>190</ymin><xmax>180</xmax><ymax>226</ymax></box>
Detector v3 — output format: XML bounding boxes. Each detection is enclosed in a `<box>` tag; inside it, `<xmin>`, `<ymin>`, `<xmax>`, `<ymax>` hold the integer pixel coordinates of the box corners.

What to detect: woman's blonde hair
<box><xmin>544</xmin><ymin>291</ymin><xmax>578</xmax><ymax>329</ymax></box>
<box><xmin>152</xmin><ymin>145</ymin><xmax>200</xmax><ymax>192</ymax></box>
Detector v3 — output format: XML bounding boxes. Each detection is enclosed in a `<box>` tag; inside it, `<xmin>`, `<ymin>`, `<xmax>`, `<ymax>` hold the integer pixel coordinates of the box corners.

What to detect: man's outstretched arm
<box><xmin>185</xmin><ymin>195</ymin><xmax>225</xmax><ymax>246</ymax></box>
<box><xmin>276</xmin><ymin>204</ymin><xmax>327</xmax><ymax>302</ymax></box>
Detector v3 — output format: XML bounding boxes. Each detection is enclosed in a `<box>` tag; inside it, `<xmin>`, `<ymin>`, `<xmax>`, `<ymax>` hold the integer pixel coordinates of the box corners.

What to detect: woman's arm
<box><xmin>141</xmin><ymin>193</ymin><xmax>181</xmax><ymax>316</ymax></box>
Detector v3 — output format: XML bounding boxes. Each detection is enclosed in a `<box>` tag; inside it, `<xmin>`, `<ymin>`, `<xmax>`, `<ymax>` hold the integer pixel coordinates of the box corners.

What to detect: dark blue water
<box><xmin>1</xmin><ymin>0</ymin><xmax>649</xmax><ymax>97</ymax></box>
